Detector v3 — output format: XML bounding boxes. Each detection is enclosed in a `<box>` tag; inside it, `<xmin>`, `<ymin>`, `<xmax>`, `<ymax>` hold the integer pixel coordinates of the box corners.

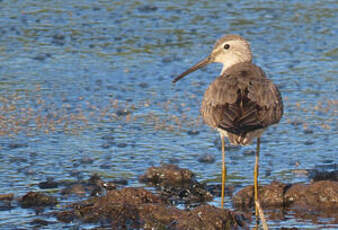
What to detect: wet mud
<box><xmin>57</xmin><ymin>187</ymin><xmax>248</xmax><ymax>229</ymax></box>
<box><xmin>20</xmin><ymin>192</ymin><xmax>57</xmax><ymax>208</ymax></box>
<box><xmin>1</xmin><ymin>165</ymin><xmax>337</xmax><ymax>229</ymax></box>
<box><xmin>139</xmin><ymin>164</ymin><xmax>213</xmax><ymax>205</ymax></box>
<box><xmin>234</xmin><ymin>180</ymin><xmax>338</xmax><ymax>223</ymax></box>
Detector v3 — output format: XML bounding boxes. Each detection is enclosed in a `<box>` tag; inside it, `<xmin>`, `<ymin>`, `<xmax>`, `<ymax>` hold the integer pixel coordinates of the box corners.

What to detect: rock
<box><xmin>139</xmin><ymin>164</ymin><xmax>195</xmax><ymax>186</ymax></box>
<box><xmin>56</xmin><ymin>187</ymin><xmax>248</xmax><ymax>229</ymax></box>
<box><xmin>160</xmin><ymin>182</ymin><xmax>213</xmax><ymax>204</ymax></box>
<box><xmin>39</xmin><ymin>178</ymin><xmax>58</xmax><ymax>189</ymax></box>
<box><xmin>8</xmin><ymin>142</ymin><xmax>28</xmax><ymax>149</ymax></box>
<box><xmin>198</xmin><ymin>154</ymin><xmax>215</xmax><ymax>163</ymax></box>
<box><xmin>310</xmin><ymin>170</ymin><xmax>338</xmax><ymax>182</ymax></box>
<box><xmin>139</xmin><ymin>204</ymin><xmax>248</xmax><ymax>229</ymax></box>
<box><xmin>57</xmin><ymin>211</ymin><xmax>75</xmax><ymax>223</ymax></box>
<box><xmin>33</xmin><ymin>53</ymin><xmax>51</xmax><ymax>61</ymax></box>
<box><xmin>117</xmin><ymin>143</ymin><xmax>127</xmax><ymax>148</ymax></box>
<box><xmin>206</xmin><ymin>184</ymin><xmax>235</xmax><ymax>197</ymax></box>
<box><xmin>139</xmin><ymin>82</ymin><xmax>149</xmax><ymax>88</ymax></box>
<box><xmin>52</xmin><ymin>33</ymin><xmax>65</xmax><ymax>46</ymax></box>
<box><xmin>304</xmin><ymin>140</ymin><xmax>315</xmax><ymax>145</ymax></box>
<box><xmin>20</xmin><ymin>192</ymin><xmax>57</xmax><ymax>208</ymax></box>
<box><xmin>187</xmin><ymin>130</ymin><xmax>199</xmax><ymax>135</ymax></box>
<box><xmin>285</xmin><ymin>180</ymin><xmax>338</xmax><ymax>211</ymax></box>
<box><xmin>303</xmin><ymin>129</ymin><xmax>313</xmax><ymax>134</ymax></box>
<box><xmin>233</xmin><ymin>181</ymin><xmax>288</xmax><ymax>209</ymax></box>
<box><xmin>61</xmin><ymin>184</ymin><xmax>86</xmax><ymax>196</ymax></box>
<box><xmin>116</xmin><ymin>109</ymin><xmax>130</xmax><ymax>116</ymax></box>
<box><xmin>138</xmin><ymin>5</ymin><xmax>158</xmax><ymax>12</ymax></box>
<box><xmin>233</xmin><ymin>180</ymin><xmax>338</xmax><ymax>219</ymax></box>
<box><xmin>57</xmin><ymin>187</ymin><xmax>164</xmax><ymax>225</ymax></box>
<box><xmin>30</xmin><ymin>218</ymin><xmax>51</xmax><ymax>226</ymax></box>
<box><xmin>60</xmin><ymin>174</ymin><xmax>105</xmax><ymax>197</ymax></box>
<box><xmin>88</xmin><ymin>174</ymin><xmax>103</xmax><ymax>186</ymax></box>
<box><xmin>175</xmin><ymin>204</ymin><xmax>249</xmax><ymax>229</ymax></box>
<box><xmin>140</xmin><ymin>164</ymin><xmax>212</xmax><ymax>204</ymax></box>
<box><xmin>111</xmin><ymin>178</ymin><xmax>128</xmax><ymax>185</ymax></box>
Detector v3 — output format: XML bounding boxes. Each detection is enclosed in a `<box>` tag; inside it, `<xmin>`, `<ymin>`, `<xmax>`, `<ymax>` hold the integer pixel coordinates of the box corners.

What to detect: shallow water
<box><xmin>0</xmin><ymin>0</ymin><xmax>337</xmax><ymax>229</ymax></box>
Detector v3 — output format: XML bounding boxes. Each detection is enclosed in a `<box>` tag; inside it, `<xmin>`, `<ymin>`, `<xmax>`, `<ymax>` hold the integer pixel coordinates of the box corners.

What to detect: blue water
<box><xmin>0</xmin><ymin>0</ymin><xmax>337</xmax><ymax>229</ymax></box>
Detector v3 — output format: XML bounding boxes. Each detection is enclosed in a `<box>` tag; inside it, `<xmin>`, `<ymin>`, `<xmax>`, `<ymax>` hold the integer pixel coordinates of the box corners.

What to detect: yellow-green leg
<box><xmin>254</xmin><ymin>137</ymin><xmax>261</xmax><ymax>225</ymax></box>
<box><xmin>221</xmin><ymin>134</ymin><xmax>226</xmax><ymax>209</ymax></box>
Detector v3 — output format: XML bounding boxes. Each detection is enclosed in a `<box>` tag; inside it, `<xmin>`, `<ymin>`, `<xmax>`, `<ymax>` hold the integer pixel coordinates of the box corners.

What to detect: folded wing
<box><xmin>201</xmin><ymin>62</ymin><xmax>283</xmax><ymax>136</ymax></box>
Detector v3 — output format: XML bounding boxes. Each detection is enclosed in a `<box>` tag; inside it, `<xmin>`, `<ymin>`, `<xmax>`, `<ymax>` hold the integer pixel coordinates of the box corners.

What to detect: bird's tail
<box><xmin>227</xmin><ymin>129</ymin><xmax>264</xmax><ymax>146</ymax></box>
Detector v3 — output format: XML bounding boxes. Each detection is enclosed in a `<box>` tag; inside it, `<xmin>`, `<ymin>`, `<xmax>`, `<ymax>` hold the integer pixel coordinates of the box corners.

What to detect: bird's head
<box><xmin>172</xmin><ymin>34</ymin><xmax>252</xmax><ymax>83</ymax></box>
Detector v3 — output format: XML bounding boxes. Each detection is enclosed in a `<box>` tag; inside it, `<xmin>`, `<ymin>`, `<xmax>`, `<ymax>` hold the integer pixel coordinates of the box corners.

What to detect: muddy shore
<box><xmin>1</xmin><ymin>164</ymin><xmax>337</xmax><ymax>229</ymax></box>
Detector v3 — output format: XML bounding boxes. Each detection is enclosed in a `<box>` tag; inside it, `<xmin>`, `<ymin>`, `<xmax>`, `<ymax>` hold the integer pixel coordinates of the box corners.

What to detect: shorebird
<box><xmin>172</xmin><ymin>34</ymin><xmax>283</xmax><ymax>223</ymax></box>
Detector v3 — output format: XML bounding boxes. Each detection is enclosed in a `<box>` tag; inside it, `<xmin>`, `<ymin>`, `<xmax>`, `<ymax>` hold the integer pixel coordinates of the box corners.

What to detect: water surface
<box><xmin>0</xmin><ymin>0</ymin><xmax>337</xmax><ymax>229</ymax></box>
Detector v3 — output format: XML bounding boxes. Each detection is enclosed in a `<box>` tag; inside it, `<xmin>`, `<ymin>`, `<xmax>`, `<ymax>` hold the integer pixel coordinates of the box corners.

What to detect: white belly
<box><xmin>217</xmin><ymin>128</ymin><xmax>265</xmax><ymax>146</ymax></box>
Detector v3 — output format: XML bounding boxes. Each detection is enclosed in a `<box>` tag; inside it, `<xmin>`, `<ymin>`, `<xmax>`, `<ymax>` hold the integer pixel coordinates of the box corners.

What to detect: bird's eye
<box><xmin>224</xmin><ymin>44</ymin><xmax>230</xmax><ymax>49</ymax></box>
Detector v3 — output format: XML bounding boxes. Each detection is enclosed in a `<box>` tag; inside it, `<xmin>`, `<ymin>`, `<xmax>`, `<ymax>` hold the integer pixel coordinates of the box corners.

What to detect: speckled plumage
<box><xmin>201</xmin><ymin>62</ymin><xmax>283</xmax><ymax>145</ymax></box>
<box><xmin>172</xmin><ymin>34</ymin><xmax>284</xmax><ymax>217</ymax></box>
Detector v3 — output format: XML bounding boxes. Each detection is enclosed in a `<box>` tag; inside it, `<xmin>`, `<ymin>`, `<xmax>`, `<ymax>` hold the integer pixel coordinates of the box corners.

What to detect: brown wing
<box><xmin>201</xmin><ymin>62</ymin><xmax>283</xmax><ymax>135</ymax></box>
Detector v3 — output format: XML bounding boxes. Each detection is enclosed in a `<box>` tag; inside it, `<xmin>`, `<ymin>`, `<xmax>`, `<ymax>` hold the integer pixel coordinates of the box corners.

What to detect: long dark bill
<box><xmin>172</xmin><ymin>56</ymin><xmax>213</xmax><ymax>83</ymax></box>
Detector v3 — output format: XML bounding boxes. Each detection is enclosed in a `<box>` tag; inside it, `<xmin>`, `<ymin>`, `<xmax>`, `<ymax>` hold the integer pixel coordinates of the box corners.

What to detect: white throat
<box><xmin>220</xmin><ymin>59</ymin><xmax>241</xmax><ymax>75</ymax></box>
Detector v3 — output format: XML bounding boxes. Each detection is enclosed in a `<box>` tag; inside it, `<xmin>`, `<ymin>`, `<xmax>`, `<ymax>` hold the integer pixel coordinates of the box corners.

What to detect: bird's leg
<box><xmin>254</xmin><ymin>137</ymin><xmax>261</xmax><ymax>225</ymax></box>
<box><xmin>221</xmin><ymin>134</ymin><xmax>226</xmax><ymax>209</ymax></box>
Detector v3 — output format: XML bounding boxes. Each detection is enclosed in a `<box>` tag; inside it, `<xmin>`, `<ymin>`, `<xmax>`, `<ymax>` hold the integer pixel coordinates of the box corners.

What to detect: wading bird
<box><xmin>172</xmin><ymin>34</ymin><xmax>283</xmax><ymax>224</ymax></box>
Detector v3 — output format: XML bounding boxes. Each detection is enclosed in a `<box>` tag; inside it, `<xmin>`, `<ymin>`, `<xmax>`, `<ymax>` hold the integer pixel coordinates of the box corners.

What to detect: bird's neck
<box><xmin>220</xmin><ymin>61</ymin><xmax>239</xmax><ymax>75</ymax></box>
<box><xmin>220</xmin><ymin>54</ymin><xmax>252</xmax><ymax>75</ymax></box>
<box><xmin>220</xmin><ymin>60</ymin><xmax>251</xmax><ymax>75</ymax></box>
